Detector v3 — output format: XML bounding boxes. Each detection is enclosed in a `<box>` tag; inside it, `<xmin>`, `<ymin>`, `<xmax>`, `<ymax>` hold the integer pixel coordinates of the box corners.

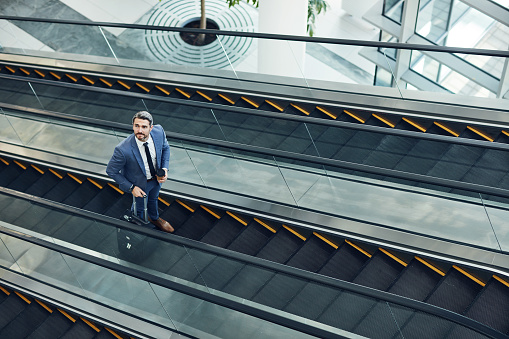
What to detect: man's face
<box><xmin>133</xmin><ymin>118</ymin><xmax>153</xmax><ymax>142</ymax></box>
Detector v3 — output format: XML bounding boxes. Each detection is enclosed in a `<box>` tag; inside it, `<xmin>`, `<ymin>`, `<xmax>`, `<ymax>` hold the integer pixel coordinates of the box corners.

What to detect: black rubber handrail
<box><xmin>1</xmin><ymin>16</ymin><xmax>509</xmax><ymax>58</ymax></box>
<box><xmin>0</xmin><ymin>187</ymin><xmax>504</xmax><ymax>339</ymax></box>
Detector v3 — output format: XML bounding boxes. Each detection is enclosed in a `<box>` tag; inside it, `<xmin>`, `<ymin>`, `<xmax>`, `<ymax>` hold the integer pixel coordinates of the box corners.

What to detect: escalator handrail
<box><xmin>3</xmin><ymin>100</ymin><xmax>509</xmax><ymax>200</ymax></box>
<box><xmin>1</xmin><ymin>15</ymin><xmax>509</xmax><ymax>58</ymax></box>
<box><xmin>0</xmin><ymin>186</ymin><xmax>506</xmax><ymax>339</ymax></box>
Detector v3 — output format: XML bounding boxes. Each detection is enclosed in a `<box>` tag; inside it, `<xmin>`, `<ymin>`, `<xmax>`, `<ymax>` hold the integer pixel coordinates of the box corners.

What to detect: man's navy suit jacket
<box><xmin>106</xmin><ymin>124</ymin><xmax>170</xmax><ymax>192</ymax></box>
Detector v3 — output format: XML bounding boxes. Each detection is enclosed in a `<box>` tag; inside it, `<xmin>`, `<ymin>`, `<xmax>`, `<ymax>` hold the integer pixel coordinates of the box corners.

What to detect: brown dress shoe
<box><xmin>150</xmin><ymin>217</ymin><xmax>174</xmax><ymax>233</ymax></box>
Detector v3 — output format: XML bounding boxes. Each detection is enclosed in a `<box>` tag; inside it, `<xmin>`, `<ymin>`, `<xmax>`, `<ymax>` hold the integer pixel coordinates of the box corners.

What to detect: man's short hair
<box><xmin>132</xmin><ymin>111</ymin><xmax>153</xmax><ymax>126</ymax></box>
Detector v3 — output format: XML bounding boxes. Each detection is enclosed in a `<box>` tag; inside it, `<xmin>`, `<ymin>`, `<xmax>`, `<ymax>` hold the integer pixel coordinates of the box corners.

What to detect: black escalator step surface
<box><xmin>174</xmin><ymin>208</ymin><xmax>217</xmax><ymax>240</ymax></box>
<box><xmin>72</xmin><ymin>221</ymin><xmax>116</xmax><ymax>253</ymax></box>
<box><xmin>93</xmin><ymin>229</ymin><xmax>120</xmax><ymax>258</ymax></box>
<box><xmin>200</xmin><ymin>214</ymin><xmax>244</xmax><ymax>248</ymax></box>
<box><xmin>463</xmin><ymin>278</ymin><xmax>509</xmax><ymax>333</ymax></box>
<box><xmin>103</xmin><ymin>193</ymin><xmax>132</xmax><ymax>218</ymax></box>
<box><xmin>227</xmin><ymin>220</ymin><xmax>273</xmax><ymax>256</ymax></box>
<box><xmin>331</xmin><ymin>130</ymin><xmax>386</xmax><ymax>165</ymax></box>
<box><xmin>82</xmin><ymin>185</ymin><xmax>120</xmax><ymax>214</ymax></box>
<box><xmin>388</xmin><ymin>259</ymin><xmax>442</xmax><ymax>300</ymax></box>
<box><xmin>166</xmin><ymin>247</ymin><xmax>216</xmax><ymax>283</ymax></box>
<box><xmin>60</xmin><ymin>318</ymin><xmax>97</xmax><ymax>339</ymax></box>
<box><xmin>352</xmin><ymin>251</ymin><xmax>405</xmax><ymax>290</ymax></box>
<box><xmin>284</xmin><ymin>282</ymin><xmax>341</xmax><ymax>320</ymax></box>
<box><xmin>194</xmin><ymin>256</ymin><xmax>245</xmax><ymax>290</ymax></box>
<box><xmin>140</xmin><ymin>240</ymin><xmax>189</xmax><ymax>274</ymax></box>
<box><xmin>362</xmin><ymin>135</ymin><xmax>419</xmax><ymax>170</ymax></box>
<box><xmin>0</xmin><ymin>294</ymin><xmax>28</xmax><ymax>330</ymax></box>
<box><xmin>6</xmin><ymin>166</ymin><xmax>42</xmax><ymax>192</ymax></box>
<box><xmin>51</xmin><ymin>216</ymin><xmax>95</xmax><ymax>244</ymax></box>
<box><xmin>0</xmin><ymin>300</ymin><xmax>50</xmax><ymax>338</ymax></box>
<box><xmin>62</xmin><ymin>180</ymin><xmax>101</xmax><ymax>209</ymax></box>
<box><xmin>318</xmin><ymin>242</ymin><xmax>370</xmax><ymax>282</ymax></box>
<box><xmin>252</xmin><ymin>273</ymin><xmax>308</xmax><ymax>310</ymax></box>
<box><xmin>0</xmin><ymin>161</ymin><xmax>24</xmax><ymax>187</ymax></box>
<box><xmin>352</xmin><ymin>300</ymin><xmax>413</xmax><ymax>339</ymax></box>
<box><xmin>43</xmin><ymin>175</ymin><xmax>81</xmax><ymax>203</ymax></box>
<box><xmin>0</xmin><ymin>197</ymin><xmax>32</xmax><ymax>224</ymax></box>
<box><xmin>425</xmin><ymin>144</ymin><xmax>484</xmax><ymax>181</ymax></box>
<box><xmin>256</xmin><ymin>228</ymin><xmax>304</xmax><ymax>264</ymax></box>
<box><xmin>225</xmin><ymin>115</ymin><xmax>272</xmax><ymax>145</ymax></box>
<box><xmin>24</xmin><ymin>171</ymin><xmax>62</xmax><ymax>197</ymax></box>
<box><xmin>286</xmin><ymin>235</ymin><xmax>335</xmax><ymax>272</ymax></box>
<box><xmin>425</xmin><ymin>267</ymin><xmax>483</xmax><ymax>313</ymax></box>
<box><xmin>158</xmin><ymin>201</ymin><xmax>194</xmax><ymax>230</ymax></box>
<box><xmin>12</xmin><ymin>203</ymin><xmax>52</xmax><ymax>231</ymax></box>
<box><xmin>458</xmin><ymin>149</ymin><xmax>509</xmax><ymax>187</ymax></box>
<box><xmin>31</xmin><ymin>209</ymin><xmax>73</xmax><ymax>236</ymax></box>
<box><xmin>222</xmin><ymin>265</ymin><xmax>275</xmax><ymax>300</ymax></box>
<box><xmin>393</xmin><ymin>139</ymin><xmax>450</xmax><ymax>174</ymax></box>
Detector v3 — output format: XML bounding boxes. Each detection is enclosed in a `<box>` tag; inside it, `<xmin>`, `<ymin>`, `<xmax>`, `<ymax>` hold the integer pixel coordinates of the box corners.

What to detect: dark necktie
<box><xmin>143</xmin><ymin>142</ymin><xmax>156</xmax><ymax>178</ymax></box>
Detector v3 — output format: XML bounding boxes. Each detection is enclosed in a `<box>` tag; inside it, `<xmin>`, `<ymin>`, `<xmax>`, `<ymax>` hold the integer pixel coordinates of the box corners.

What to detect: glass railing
<box><xmin>1</xmin><ymin>106</ymin><xmax>508</xmax><ymax>255</ymax></box>
<box><xmin>0</xmin><ymin>193</ymin><xmax>501</xmax><ymax>339</ymax></box>
<box><xmin>0</xmin><ymin>15</ymin><xmax>508</xmax><ymax>101</ymax></box>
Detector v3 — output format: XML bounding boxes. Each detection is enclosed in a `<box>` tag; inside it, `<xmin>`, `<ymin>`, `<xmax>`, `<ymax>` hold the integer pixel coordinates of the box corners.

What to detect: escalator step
<box><xmin>0</xmin><ymin>300</ymin><xmax>50</xmax><ymax>338</ymax></box>
<box><xmin>392</xmin><ymin>139</ymin><xmax>450</xmax><ymax>175</ymax></box>
<box><xmin>200</xmin><ymin>214</ymin><xmax>245</xmax><ymax>248</ymax></box>
<box><xmin>24</xmin><ymin>171</ymin><xmax>61</xmax><ymax>197</ymax></box>
<box><xmin>332</xmin><ymin>130</ymin><xmax>387</xmax><ymax>165</ymax></box>
<box><xmin>352</xmin><ymin>251</ymin><xmax>405</xmax><ymax>290</ymax></box>
<box><xmin>283</xmin><ymin>282</ymin><xmax>341</xmax><ymax>321</ymax></box>
<box><xmin>285</xmin><ymin>235</ymin><xmax>335</xmax><ymax>272</ymax></box>
<box><xmin>425</xmin><ymin>144</ymin><xmax>484</xmax><ymax>182</ymax></box>
<box><xmin>318</xmin><ymin>242</ymin><xmax>369</xmax><ymax>282</ymax></box>
<box><xmin>226</xmin><ymin>220</ymin><xmax>273</xmax><ymax>256</ymax></box>
<box><xmin>425</xmin><ymin>268</ymin><xmax>483</xmax><ymax>313</ymax></box>
<box><xmin>62</xmin><ymin>180</ymin><xmax>101</xmax><ymax>209</ymax></box>
<box><xmin>222</xmin><ymin>265</ymin><xmax>276</xmax><ymax>300</ymax></box>
<box><xmin>165</xmin><ymin>247</ymin><xmax>216</xmax><ymax>283</ymax></box>
<box><xmin>140</xmin><ymin>240</ymin><xmax>189</xmax><ymax>275</ymax></box>
<box><xmin>50</xmin><ymin>216</ymin><xmax>96</xmax><ymax>245</ymax></box>
<box><xmin>256</xmin><ymin>228</ymin><xmax>304</xmax><ymax>264</ymax></box>
<box><xmin>60</xmin><ymin>318</ymin><xmax>97</xmax><ymax>339</ymax></box>
<box><xmin>103</xmin><ymin>193</ymin><xmax>132</xmax><ymax>219</ymax></box>
<box><xmin>82</xmin><ymin>185</ymin><xmax>120</xmax><ymax>214</ymax></box>
<box><xmin>362</xmin><ymin>135</ymin><xmax>419</xmax><ymax>170</ymax></box>
<box><xmin>193</xmin><ymin>256</ymin><xmax>245</xmax><ymax>291</ymax></box>
<box><xmin>175</xmin><ymin>208</ymin><xmax>217</xmax><ymax>240</ymax></box>
<box><xmin>6</xmin><ymin>165</ymin><xmax>43</xmax><ymax>192</ymax></box>
<box><xmin>31</xmin><ymin>208</ymin><xmax>73</xmax><ymax>236</ymax></box>
<box><xmin>93</xmin><ymin>329</ymin><xmax>119</xmax><ymax>338</ymax></box>
<box><xmin>252</xmin><ymin>273</ymin><xmax>308</xmax><ymax>310</ymax></box>
<box><xmin>388</xmin><ymin>259</ymin><xmax>442</xmax><ymax>300</ymax></box>
<box><xmin>26</xmin><ymin>308</ymin><xmax>73</xmax><ymax>339</ymax></box>
<box><xmin>462</xmin><ymin>278</ymin><xmax>509</xmax><ymax>333</ymax></box>
<box><xmin>158</xmin><ymin>200</ymin><xmax>194</xmax><ymax>229</ymax></box>
<box><xmin>0</xmin><ymin>162</ymin><xmax>24</xmax><ymax>187</ymax></box>
<box><xmin>11</xmin><ymin>203</ymin><xmax>52</xmax><ymax>231</ymax></box>
<box><xmin>43</xmin><ymin>175</ymin><xmax>81</xmax><ymax>203</ymax></box>
<box><xmin>0</xmin><ymin>294</ymin><xmax>28</xmax><ymax>330</ymax></box>
<box><xmin>0</xmin><ymin>196</ymin><xmax>32</xmax><ymax>224</ymax></box>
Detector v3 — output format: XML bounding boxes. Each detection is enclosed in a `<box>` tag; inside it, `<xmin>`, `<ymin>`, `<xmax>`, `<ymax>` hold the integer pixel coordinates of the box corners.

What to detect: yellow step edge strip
<box><xmin>175</xmin><ymin>87</ymin><xmax>191</xmax><ymax>98</ymax></box>
<box><xmin>155</xmin><ymin>85</ymin><xmax>170</xmax><ymax>95</ymax></box>
<box><xmin>82</xmin><ymin>76</ymin><xmax>95</xmax><ymax>85</ymax></box>
<box><xmin>59</xmin><ymin>309</ymin><xmax>76</xmax><ymax>322</ymax></box>
<box><xmin>466</xmin><ymin>126</ymin><xmax>494</xmax><ymax>142</ymax></box>
<box><xmin>434</xmin><ymin>122</ymin><xmax>459</xmax><ymax>137</ymax></box>
<box><xmin>265</xmin><ymin>99</ymin><xmax>284</xmax><ymax>112</ymax></box>
<box><xmin>105</xmin><ymin>327</ymin><xmax>124</xmax><ymax>339</ymax></box>
<box><xmin>226</xmin><ymin>211</ymin><xmax>248</xmax><ymax>226</ymax></box>
<box><xmin>13</xmin><ymin>160</ymin><xmax>27</xmax><ymax>170</ymax></box>
<box><xmin>108</xmin><ymin>182</ymin><xmax>124</xmax><ymax>194</ymax></box>
<box><xmin>136</xmin><ymin>82</ymin><xmax>150</xmax><ymax>92</ymax></box>
<box><xmin>117</xmin><ymin>80</ymin><xmax>131</xmax><ymax>90</ymax></box>
<box><xmin>283</xmin><ymin>225</ymin><xmax>306</xmax><ymax>241</ymax></box>
<box><xmin>493</xmin><ymin>275</ymin><xmax>509</xmax><ymax>288</ymax></box>
<box><xmin>15</xmin><ymin>291</ymin><xmax>31</xmax><ymax>304</ymax></box>
<box><xmin>65</xmin><ymin>74</ymin><xmax>78</xmax><ymax>82</ymax></box>
<box><xmin>502</xmin><ymin>130</ymin><xmax>509</xmax><ymax>137</ymax></box>
<box><xmin>415</xmin><ymin>256</ymin><xmax>445</xmax><ymax>276</ymax></box>
<box><xmin>402</xmin><ymin>117</ymin><xmax>427</xmax><ymax>132</ymax></box>
<box><xmin>81</xmin><ymin>317</ymin><xmax>101</xmax><ymax>332</ymax></box>
<box><xmin>0</xmin><ymin>157</ymin><xmax>9</xmax><ymax>165</ymax></box>
<box><xmin>176</xmin><ymin>199</ymin><xmax>195</xmax><ymax>212</ymax></box>
<box><xmin>36</xmin><ymin>299</ymin><xmax>53</xmax><ymax>313</ymax></box>
<box><xmin>379</xmin><ymin>248</ymin><xmax>407</xmax><ymax>266</ymax></box>
<box><xmin>68</xmin><ymin>173</ymin><xmax>82</xmax><ymax>184</ymax></box>
<box><xmin>372</xmin><ymin>113</ymin><xmax>395</xmax><ymax>128</ymax></box>
<box><xmin>99</xmin><ymin>78</ymin><xmax>113</xmax><ymax>87</ymax></box>
<box><xmin>345</xmin><ymin>239</ymin><xmax>371</xmax><ymax>257</ymax></box>
<box><xmin>313</xmin><ymin>232</ymin><xmax>338</xmax><ymax>249</ymax></box>
<box><xmin>49</xmin><ymin>168</ymin><xmax>63</xmax><ymax>179</ymax></box>
<box><xmin>87</xmin><ymin>178</ymin><xmax>103</xmax><ymax>189</ymax></box>
<box><xmin>31</xmin><ymin>164</ymin><xmax>45</xmax><ymax>174</ymax></box>
<box><xmin>50</xmin><ymin>71</ymin><xmax>62</xmax><ymax>80</ymax></box>
<box><xmin>241</xmin><ymin>96</ymin><xmax>259</xmax><ymax>108</ymax></box>
<box><xmin>254</xmin><ymin>217</ymin><xmax>276</xmax><ymax>233</ymax></box>
<box><xmin>5</xmin><ymin>66</ymin><xmax>15</xmax><ymax>73</ymax></box>
<box><xmin>201</xmin><ymin>205</ymin><xmax>221</xmax><ymax>219</ymax></box>
<box><xmin>20</xmin><ymin>67</ymin><xmax>30</xmax><ymax>75</ymax></box>
<box><xmin>0</xmin><ymin>286</ymin><xmax>10</xmax><ymax>295</ymax></box>
<box><xmin>34</xmin><ymin>69</ymin><xmax>46</xmax><ymax>77</ymax></box>
<box><xmin>453</xmin><ymin>265</ymin><xmax>485</xmax><ymax>286</ymax></box>
<box><xmin>343</xmin><ymin>109</ymin><xmax>365</xmax><ymax>123</ymax></box>
<box><xmin>196</xmin><ymin>90</ymin><xmax>213</xmax><ymax>101</ymax></box>
<box><xmin>290</xmin><ymin>103</ymin><xmax>310</xmax><ymax>115</ymax></box>
<box><xmin>218</xmin><ymin>93</ymin><xmax>235</xmax><ymax>105</ymax></box>
<box><xmin>316</xmin><ymin>106</ymin><xmax>337</xmax><ymax>119</ymax></box>
<box><xmin>158</xmin><ymin>197</ymin><xmax>170</xmax><ymax>206</ymax></box>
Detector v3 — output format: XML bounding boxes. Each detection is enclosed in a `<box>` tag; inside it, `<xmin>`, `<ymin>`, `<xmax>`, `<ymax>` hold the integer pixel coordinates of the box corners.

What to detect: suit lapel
<box><xmin>151</xmin><ymin>128</ymin><xmax>160</xmax><ymax>168</ymax></box>
<box><xmin>131</xmin><ymin>136</ymin><xmax>147</xmax><ymax>176</ymax></box>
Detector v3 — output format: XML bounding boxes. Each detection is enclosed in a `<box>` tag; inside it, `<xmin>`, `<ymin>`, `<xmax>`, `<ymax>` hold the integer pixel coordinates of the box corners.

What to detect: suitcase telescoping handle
<box><xmin>132</xmin><ymin>194</ymin><xmax>148</xmax><ymax>223</ymax></box>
